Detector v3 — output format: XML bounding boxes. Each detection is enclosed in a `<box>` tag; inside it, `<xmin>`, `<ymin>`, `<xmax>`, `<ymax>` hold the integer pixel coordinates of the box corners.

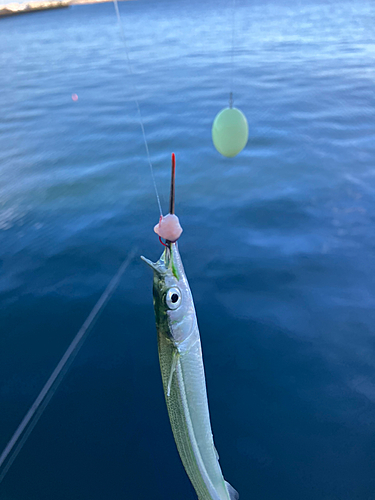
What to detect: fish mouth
<box><xmin>140</xmin><ymin>255</ymin><xmax>167</xmax><ymax>275</ymax></box>
<box><xmin>140</xmin><ymin>255</ymin><xmax>158</xmax><ymax>271</ymax></box>
<box><xmin>141</xmin><ymin>245</ymin><xmax>179</xmax><ymax>279</ymax></box>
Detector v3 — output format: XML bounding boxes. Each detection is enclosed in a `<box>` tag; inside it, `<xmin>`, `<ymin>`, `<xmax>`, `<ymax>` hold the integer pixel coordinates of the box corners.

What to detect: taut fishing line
<box><xmin>0</xmin><ymin>248</ymin><xmax>137</xmax><ymax>484</ymax></box>
<box><xmin>211</xmin><ymin>0</ymin><xmax>248</xmax><ymax>157</ymax></box>
<box><xmin>113</xmin><ymin>0</ymin><xmax>163</xmax><ymax>217</ymax></box>
<box><xmin>229</xmin><ymin>0</ymin><xmax>236</xmax><ymax>108</ymax></box>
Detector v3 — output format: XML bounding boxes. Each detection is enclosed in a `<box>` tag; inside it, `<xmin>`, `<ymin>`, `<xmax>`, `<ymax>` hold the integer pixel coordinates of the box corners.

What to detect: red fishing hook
<box><xmin>159</xmin><ymin>236</ymin><xmax>168</xmax><ymax>247</ymax></box>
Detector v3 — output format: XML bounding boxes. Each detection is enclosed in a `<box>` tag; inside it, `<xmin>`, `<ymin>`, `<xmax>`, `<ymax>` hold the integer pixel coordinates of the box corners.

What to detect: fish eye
<box><xmin>166</xmin><ymin>287</ymin><xmax>182</xmax><ymax>310</ymax></box>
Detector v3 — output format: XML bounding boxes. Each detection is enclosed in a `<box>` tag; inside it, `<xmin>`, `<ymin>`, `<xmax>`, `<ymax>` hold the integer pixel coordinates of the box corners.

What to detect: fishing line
<box><xmin>212</xmin><ymin>0</ymin><xmax>248</xmax><ymax>157</ymax></box>
<box><xmin>0</xmin><ymin>248</ymin><xmax>137</xmax><ymax>484</ymax></box>
<box><xmin>229</xmin><ymin>0</ymin><xmax>236</xmax><ymax>108</ymax></box>
<box><xmin>113</xmin><ymin>0</ymin><xmax>163</xmax><ymax>217</ymax></box>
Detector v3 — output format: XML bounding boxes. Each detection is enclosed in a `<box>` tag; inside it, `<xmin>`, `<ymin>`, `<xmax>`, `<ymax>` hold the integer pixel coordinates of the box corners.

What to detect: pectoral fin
<box><xmin>167</xmin><ymin>350</ymin><xmax>179</xmax><ymax>397</ymax></box>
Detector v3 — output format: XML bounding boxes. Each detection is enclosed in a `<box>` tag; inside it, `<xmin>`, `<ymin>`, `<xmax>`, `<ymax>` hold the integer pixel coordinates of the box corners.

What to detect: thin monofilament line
<box><xmin>229</xmin><ymin>0</ymin><xmax>236</xmax><ymax>108</ymax></box>
<box><xmin>113</xmin><ymin>0</ymin><xmax>163</xmax><ymax>216</ymax></box>
<box><xmin>0</xmin><ymin>249</ymin><xmax>137</xmax><ymax>484</ymax></box>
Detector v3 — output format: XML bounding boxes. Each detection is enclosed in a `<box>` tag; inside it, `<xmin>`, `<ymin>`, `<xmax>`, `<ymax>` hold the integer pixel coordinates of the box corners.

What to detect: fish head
<box><xmin>141</xmin><ymin>243</ymin><xmax>195</xmax><ymax>346</ymax></box>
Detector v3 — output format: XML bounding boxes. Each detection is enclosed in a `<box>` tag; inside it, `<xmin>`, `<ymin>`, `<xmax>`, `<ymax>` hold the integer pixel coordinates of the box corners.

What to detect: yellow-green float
<box><xmin>212</xmin><ymin>107</ymin><xmax>248</xmax><ymax>158</ymax></box>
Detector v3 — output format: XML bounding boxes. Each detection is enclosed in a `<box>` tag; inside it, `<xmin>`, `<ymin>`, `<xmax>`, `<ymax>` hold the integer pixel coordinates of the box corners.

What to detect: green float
<box><xmin>212</xmin><ymin>107</ymin><xmax>248</xmax><ymax>158</ymax></box>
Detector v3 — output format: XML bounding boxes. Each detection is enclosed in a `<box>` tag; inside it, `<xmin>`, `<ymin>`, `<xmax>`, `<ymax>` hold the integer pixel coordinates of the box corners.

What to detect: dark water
<box><xmin>0</xmin><ymin>0</ymin><xmax>375</xmax><ymax>498</ymax></box>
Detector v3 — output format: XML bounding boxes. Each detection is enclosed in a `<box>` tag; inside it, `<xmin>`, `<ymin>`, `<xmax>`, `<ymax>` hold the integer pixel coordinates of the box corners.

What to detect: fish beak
<box><xmin>140</xmin><ymin>256</ymin><xmax>161</xmax><ymax>274</ymax></box>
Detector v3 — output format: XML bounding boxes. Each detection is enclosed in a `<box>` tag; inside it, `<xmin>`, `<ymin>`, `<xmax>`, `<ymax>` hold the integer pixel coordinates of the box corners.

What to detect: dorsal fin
<box><xmin>225</xmin><ymin>481</ymin><xmax>239</xmax><ymax>500</ymax></box>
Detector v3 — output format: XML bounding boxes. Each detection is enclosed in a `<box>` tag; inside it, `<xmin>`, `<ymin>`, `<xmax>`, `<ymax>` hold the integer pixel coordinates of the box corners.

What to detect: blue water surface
<box><xmin>0</xmin><ymin>0</ymin><xmax>375</xmax><ymax>499</ymax></box>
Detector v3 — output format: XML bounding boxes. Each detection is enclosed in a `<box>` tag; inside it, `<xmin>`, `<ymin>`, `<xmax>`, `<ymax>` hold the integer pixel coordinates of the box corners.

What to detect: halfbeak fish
<box><xmin>141</xmin><ymin>154</ymin><xmax>238</xmax><ymax>500</ymax></box>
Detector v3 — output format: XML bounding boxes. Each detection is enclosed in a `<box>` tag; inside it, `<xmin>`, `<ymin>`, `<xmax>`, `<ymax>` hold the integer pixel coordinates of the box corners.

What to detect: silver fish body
<box><xmin>142</xmin><ymin>243</ymin><xmax>238</xmax><ymax>500</ymax></box>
